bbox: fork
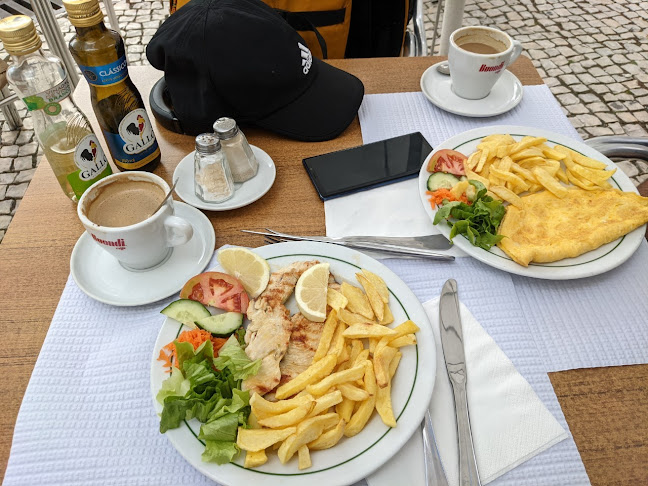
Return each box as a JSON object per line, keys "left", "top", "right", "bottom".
{"left": 243, "top": 229, "right": 454, "bottom": 262}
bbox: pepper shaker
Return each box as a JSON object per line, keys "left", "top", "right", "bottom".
{"left": 213, "top": 117, "right": 258, "bottom": 183}
{"left": 194, "top": 133, "right": 235, "bottom": 203}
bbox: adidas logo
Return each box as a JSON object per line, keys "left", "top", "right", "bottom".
{"left": 299, "top": 42, "right": 312, "bottom": 75}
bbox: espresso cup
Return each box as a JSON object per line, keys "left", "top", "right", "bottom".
{"left": 78, "top": 171, "right": 193, "bottom": 271}
{"left": 448, "top": 26, "right": 523, "bottom": 100}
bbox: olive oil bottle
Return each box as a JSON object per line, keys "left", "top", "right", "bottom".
{"left": 0, "top": 15, "right": 112, "bottom": 201}
{"left": 63, "top": 0, "right": 161, "bottom": 172}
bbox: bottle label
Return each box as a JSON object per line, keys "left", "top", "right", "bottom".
{"left": 79, "top": 55, "right": 129, "bottom": 87}
{"left": 102, "top": 108, "right": 160, "bottom": 169}
{"left": 22, "top": 77, "right": 71, "bottom": 116}
{"left": 67, "top": 134, "right": 113, "bottom": 198}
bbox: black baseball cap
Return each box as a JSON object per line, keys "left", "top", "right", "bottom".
{"left": 146, "top": 0, "right": 365, "bottom": 142}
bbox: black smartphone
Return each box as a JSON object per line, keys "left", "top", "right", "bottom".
{"left": 302, "top": 132, "right": 433, "bottom": 201}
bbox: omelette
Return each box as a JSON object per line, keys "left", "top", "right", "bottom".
{"left": 497, "top": 188, "right": 648, "bottom": 266}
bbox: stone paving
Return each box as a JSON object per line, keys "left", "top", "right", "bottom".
{"left": 0, "top": 0, "right": 648, "bottom": 242}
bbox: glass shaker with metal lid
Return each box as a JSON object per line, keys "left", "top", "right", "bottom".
{"left": 194, "top": 133, "right": 234, "bottom": 203}
{"left": 213, "top": 117, "right": 258, "bottom": 183}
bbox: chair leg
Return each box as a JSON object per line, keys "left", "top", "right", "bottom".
{"left": 0, "top": 86, "right": 22, "bottom": 131}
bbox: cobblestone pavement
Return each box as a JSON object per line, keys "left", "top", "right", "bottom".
{"left": 1, "top": 0, "right": 647, "bottom": 242}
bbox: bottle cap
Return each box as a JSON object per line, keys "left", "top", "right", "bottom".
{"left": 195, "top": 133, "right": 221, "bottom": 154}
{"left": 63, "top": 0, "right": 104, "bottom": 28}
{"left": 213, "top": 117, "right": 239, "bottom": 140}
{"left": 0, "top": 15, "right": 42, "bottom": 56}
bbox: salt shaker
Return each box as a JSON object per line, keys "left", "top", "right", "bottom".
{"left": 213, "top": 117, "right": 258, "bottom": 183}
{"left": 194, "top": 133, "right": 235, "bottom": 203}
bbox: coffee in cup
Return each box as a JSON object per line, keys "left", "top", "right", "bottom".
{"left": 78, "top": 172, "right": 193, "bottom": 271}
{"left": 448, "top": 26, "right": 523, "bottom": 100}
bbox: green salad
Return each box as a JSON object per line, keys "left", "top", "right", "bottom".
{"left": 157, "top": 334, "right": 261, "bottom": 464}
{"left": 433, "top": 180, "right": 506, "bottom": 250}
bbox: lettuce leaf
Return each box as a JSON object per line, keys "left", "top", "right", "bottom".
{"left": 433, "top": 180, "right": 506, "bottom": 250}
{"left": 212, "top": 336, "right": 261, "bottom": 381}
{"left": 157, "top": 336, "right": 259, "bottom": 463}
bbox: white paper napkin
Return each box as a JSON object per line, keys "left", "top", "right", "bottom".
{"left": 367, "top": 297, "right": 568, "bottom": 486}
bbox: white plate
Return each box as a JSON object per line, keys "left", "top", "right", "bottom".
{"left": 70, "top": 202, "right": 215, "bottom": 306}
{"left": 174, "top": 145, "right": 276, "bottom": 211}
{"left": 418, "top": 125, "right": 644, "bottom": 280}
{"left": 150, "top": 241, "right": 436, "bottom": 486}
{"left": 420, "top": 62, "right": 523, "bottom": 117}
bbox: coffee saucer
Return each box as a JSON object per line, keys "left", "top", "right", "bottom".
{"left": 70, "top": 202, "right": 215, "bottom": 307}
{"left": 173, "top": 145, "right": 276, "bottom": 211}
{"left": 420, "top": 62, "right": 523, "bottom": 117}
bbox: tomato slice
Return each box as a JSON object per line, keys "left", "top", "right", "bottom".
{"left": 426, "top": 149, "right": 467, "bottom": 176}
{"left": 180, "top": 272, "right": 250, "bottom": 314}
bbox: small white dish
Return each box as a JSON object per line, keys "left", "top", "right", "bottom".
{"left": 420, "top": 62, "right": 523, "bottom": 117}
{"left": 174, "top": 145, "right": 276, "bottom": 211}
{"left": 70, "top": 202, "right": 215, "bottom": 306}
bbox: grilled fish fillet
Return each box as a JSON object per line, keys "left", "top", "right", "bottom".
{"left": 497, "top": 188, "right": 648, "bottom": 266}
{"left": 242, "top": 261, "right": 318, "bottom": 396}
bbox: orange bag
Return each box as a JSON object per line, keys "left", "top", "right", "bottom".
{"left": 261, "top": 0, "right": 352, "bottom": 59}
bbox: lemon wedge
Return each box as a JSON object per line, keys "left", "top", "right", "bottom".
{"left": 217, "top": 247, "right": 270, "bottom": 298}
{"left": 295, "top": 263, "right": 330, "bottom": 322}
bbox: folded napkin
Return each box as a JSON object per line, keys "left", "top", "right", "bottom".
{"left": 367, "top": 297, "right": 568, "bottom": 486}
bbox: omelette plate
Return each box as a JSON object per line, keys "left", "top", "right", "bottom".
{"left": 418, "top": 125, "right": 644, "bottom": 280}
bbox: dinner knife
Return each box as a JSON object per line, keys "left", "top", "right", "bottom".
{"left": 439, "top": 279, "right": 481, "bottom": 486}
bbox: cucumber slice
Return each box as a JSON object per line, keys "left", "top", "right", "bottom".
{"left": 161, "top": 299, "right": 211, "bottom": 326}
{"left": 195, "top": 312, "right": 244, "bottom": 336}
{"left": 427, "top": 172, "right": 461, "bottom": 191}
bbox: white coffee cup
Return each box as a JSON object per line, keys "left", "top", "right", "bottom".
{"left": 448, "top": 26, "right": 523, "bottom": 100}
{"left": 77, "top": 171, "right": 193, "bottom": 271}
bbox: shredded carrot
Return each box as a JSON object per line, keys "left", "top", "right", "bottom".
{"left": 158, "top": 329, "right": 228, "bottom": 372}
{"left": 426, "top": 189, "right": 470, "bottom": 209}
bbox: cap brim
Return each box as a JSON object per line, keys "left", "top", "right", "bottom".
{"left": 255, "top": 59, "right": 364, "bottom": 142}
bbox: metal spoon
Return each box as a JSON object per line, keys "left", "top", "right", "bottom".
{"left": 150, "top": 178, "right": 178, "bottom": 216}
{"left": 437, "top": 62, "right": 450, "bottom": 75}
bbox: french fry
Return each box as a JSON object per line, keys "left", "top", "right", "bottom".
{"left": 562, "top": 155, "right": 614, "bottom": 187}
{"left": 344, "top": 395, "right": 376, "bottom": 437}
{"left": 389, "top": 334, "right": 417, "bottom": 348}
{"left": 465, "top": 169, "right": 490, "bottom": 188}
{"left": 338, "top": 308, "right": 372, "bottom": 326}
{"left": 244, "top": 449, "right": 268, "bottom": 468}
{"left": 275, "top": 354, "right": 337, "bottom": 400}
{"left": 354, "top": 349, "right": 370, "bottom": 367}
{"left": 250, "top": 393, "right": 314, "bottom": 419}
{"left": 374, "top": 345, "right": 398, "bottom": 388}
{"left": 510, "top": 136, "right": 547, "bottom": 154}
{"left": 476, "top": 148, "right": 489, "bottom": 172}
{"left": 343, "top": 323, "right": 397, "bottom": 339}
{"left": 277, "top": 413, "right": 339, "bottom": 463}
{"left": 340, "top": 282, "right": 374, "bottom": 319}
{"left": 257, "top": 398, "right": 314, "bottom": 428}
{"left": 338, "top": 382, "right": 370, "bottom": 401}
{"left": 306, "top": 363, "right": 366, "bottom": 396}
{"left": 554, "top": 145, "right": 607, "bottom": 169}
{"left": 542, "top": 146, "right": 566, "bottom": 160}
{"left": 489, "top": 185, "right": 525, "bottom": 209}
{"left": 337, "top": 342, "right": 350, "bottom": 366}
{"left": 363, "top": 360, "right": 377, "bottom": 396}
{"left": 335, "top": 397, "right": 355, "bottom": 422}
{"left": 327, "top": 288, "right": 348, "bottom": 311}
{"left": 348, "top": 339, "right": 364, "bottom": 365}
{"left": 298, "top": 445, "right": 311, "bottom": 470}
{"left": 375, "top": 351, "right": 401, "bottom": 427}
{"left": 326, "top": 321, "right": 347, "bottom": 360}
{"left": 531, "top": 167, "right": 568, "bottom": 198}
{"left": 379, "top": 303, "right": 394, "bottom": 325}
{"left": 307, "top": 390, "right": 343, "bottom": 417}
{"left": 361, "top": 269, "right": 389, "bottom": 303}
{"left": 489, "top": 167, "right": 529, "bottom": 192}
{"left": 312, "top": 310, "right": 338, "bottom": 362}
{"left": 308, "top": 418, "right": 346, "bottom": 450}
{"left": 356, "top": 273, "right": 385, "bottom": 321}
{"left": 237, "top": 426, "right": 297, "bottom": 451}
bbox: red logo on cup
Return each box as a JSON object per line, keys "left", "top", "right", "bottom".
{"left": 479, "top": 62, "right": 505, "bottom": 73}
{"left": 91, "top": 234, "right": 126, "bottom": 250}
